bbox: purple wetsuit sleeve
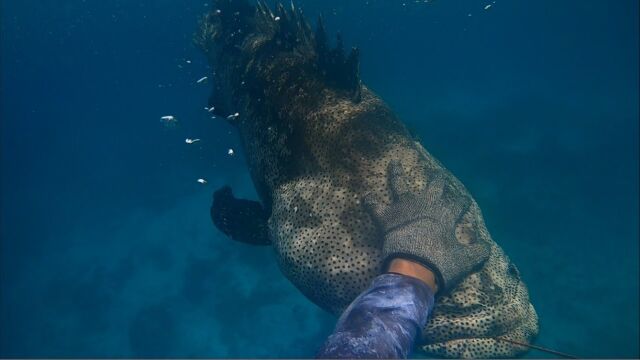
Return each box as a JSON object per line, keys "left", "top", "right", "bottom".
{"left": 316, "top": 272, "right": 435, "bottom": 359}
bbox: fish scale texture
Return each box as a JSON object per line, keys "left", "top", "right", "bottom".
{"left": 198, "top": 2, "right": 538, "bottom": 357}
{"left": 267, "top": 89, "right": 538, "bottom": 358}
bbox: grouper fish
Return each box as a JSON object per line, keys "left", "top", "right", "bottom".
{"left": 196, "top": 1, "right": 538, "bottom": 357}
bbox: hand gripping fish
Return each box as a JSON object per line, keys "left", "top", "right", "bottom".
{"left": 196, "top": 1, "right": 538, "bottom": 357}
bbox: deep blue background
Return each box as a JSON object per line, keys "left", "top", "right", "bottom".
{"left": 1, "top": 0, "right": 638, "bottom": 358}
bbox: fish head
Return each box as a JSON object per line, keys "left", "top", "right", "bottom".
{"left": 195, "top": 0, "right": 362, "bottom": 126}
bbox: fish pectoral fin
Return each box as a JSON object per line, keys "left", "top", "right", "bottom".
{"left": 211, "top": 186, "right": 271, "bottom": 246}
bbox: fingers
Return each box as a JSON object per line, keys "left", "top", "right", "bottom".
{"left": 425, "top": 172, "right": 472, "bottom": 226}
{"left": 387, "top": 160, "right": 411, "bottom": 200}
{"left": 445, "top": 196, "right": 471, "bottom": 223}
{"left": 425, "top": 172, "right": 446, "bottom": 203}
{"left": 468, "top": 240, "right": 491, "bottom": 261}
{"left": 459, "top": 241, "right": 491, "bottom": 269}
{"left": 362, "top": 192, "right": 385, "bottom": 218}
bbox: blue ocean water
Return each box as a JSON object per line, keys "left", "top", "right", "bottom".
{"left": 1, "top": 0, "right": 638, "bottom": 358}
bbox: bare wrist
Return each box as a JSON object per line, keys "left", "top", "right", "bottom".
{"left": 386, "top": 258, "right": 439, "bottom": 294}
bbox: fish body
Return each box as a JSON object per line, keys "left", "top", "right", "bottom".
{"left": 197, "top": 1, "right": 537, "bottom": 357}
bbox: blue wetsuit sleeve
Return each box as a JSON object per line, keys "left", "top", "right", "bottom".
{"left": 316, "top": 272, "right": 436, "bottom": 359}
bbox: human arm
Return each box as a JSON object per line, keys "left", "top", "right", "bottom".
{"left": 315, "top": 271, "right": 435, "bottom": 359}
{"left": 316, "top": 162, "right": 490, "bottom": 359}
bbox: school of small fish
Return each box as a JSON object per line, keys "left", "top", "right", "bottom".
{"left": 161, "top": 57, "right": 241, "bottom": 185}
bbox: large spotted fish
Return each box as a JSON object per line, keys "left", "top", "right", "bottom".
{"left": 197, "top": 1, "right": 538, "bottom": 357}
